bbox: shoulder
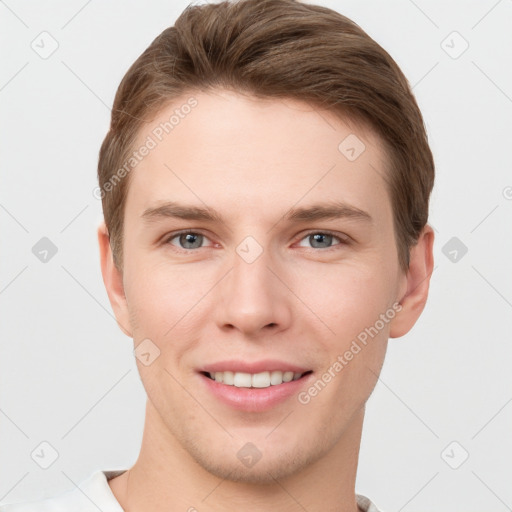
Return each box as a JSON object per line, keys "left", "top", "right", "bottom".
{"left": 356, "top": 493, "right": 384, "bottom": 512}
{"left": 0, "top": 490, "right": 91, "bottom": 512}
{"left": 0, "top": 469, "right": 127, "bottom": 512}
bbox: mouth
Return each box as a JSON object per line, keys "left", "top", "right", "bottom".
{"left": 200, "top": 370, "right": 313, "bottom": 388}
{"left": 198, "top": 363, "right": 314, "bottom": 412}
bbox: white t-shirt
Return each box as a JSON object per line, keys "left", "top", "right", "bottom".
{"left": 0, "top": 469, "right": 383, "bottom": 511}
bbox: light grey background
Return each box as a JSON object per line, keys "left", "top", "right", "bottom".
{"left": 1, "top": 0, "right": 511, "bottom": 510}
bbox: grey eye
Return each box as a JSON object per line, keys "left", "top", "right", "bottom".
{"left": 178, "top": 232, "right": 204, "bottom": 249}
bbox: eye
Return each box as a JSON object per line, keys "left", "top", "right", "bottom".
{"left": 297, "top": 231, "right": 349, "bottom": 250}
{"left": 165, "top": 230, "right": 213, "bottom": 250}
{"left": 163, "top": 229, "right": 350, "bottom": 252}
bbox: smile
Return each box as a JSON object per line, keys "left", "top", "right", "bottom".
{"left": 203, "top": 370, "right": 311, "bottom": 388}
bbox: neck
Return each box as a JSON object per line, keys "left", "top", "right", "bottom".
{"left": 109, "top": 400, "right": 365, "bottom": 512}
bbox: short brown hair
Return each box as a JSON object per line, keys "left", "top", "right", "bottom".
{"left": 98, "top": 0, "right": 434, "bottom": 273}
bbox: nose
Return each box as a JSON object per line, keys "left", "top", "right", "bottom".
{"left": 215, "top": 242, "right": 292, "bottom": 338}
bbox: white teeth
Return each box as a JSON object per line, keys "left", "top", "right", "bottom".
{"left": 223, "top": 371, "right": 234, "bottom": 385}
{"left": 252, "top": 371, "right": 270, "bottom": 388}
{"left": 270, "top": 370, "right": 283, "bottom": 385}
{"left": 233, "top": 372, "right": 252, "bottom": 387}
{"left": 207, "top": 370, "right": 306, "bottom": 388}
{"left": 282, "top": 371, "right": 293, "bottom": 382}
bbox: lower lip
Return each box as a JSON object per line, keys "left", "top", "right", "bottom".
{"left": 199, "top": 373, "right": 312, "bottom": 412}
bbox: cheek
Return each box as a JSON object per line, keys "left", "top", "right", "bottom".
{"left": 297, "top": 268, "right": 391, "bottom": 412}
{"left": 293, "top": 261, "right": 393, "bottom": 342}
{"left": 124, "top": 259, "right": 214, "bottom": 342}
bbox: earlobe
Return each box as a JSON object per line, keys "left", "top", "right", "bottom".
{"left": 97, "top": 221, "right": 133, "bottom": 338}
{"left": 389, "top": 224, "right": 435, "bottom": 339}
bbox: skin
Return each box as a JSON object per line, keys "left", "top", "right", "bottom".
{"left": 98, "top": 88, "right": 434, "bottom": 512}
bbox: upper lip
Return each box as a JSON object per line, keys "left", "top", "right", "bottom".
{"left": 200, "top": 359, "right": 311, "bottom": 374}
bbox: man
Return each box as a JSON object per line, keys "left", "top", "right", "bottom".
{"left": 1, "top": 0, "right": 434, "bottom": 510}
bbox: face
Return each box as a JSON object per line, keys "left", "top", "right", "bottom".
{"left": 102, "top": 89, "right": 419, "bottom": 483}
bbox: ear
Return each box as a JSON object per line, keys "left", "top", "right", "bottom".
{"left": 389, "top": 224, "right": 435, "bottom": 338}
{"left": 97, "top": 220, "right": 133, "bottom": 337}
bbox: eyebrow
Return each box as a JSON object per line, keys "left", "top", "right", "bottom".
{"left": 141, "top": 200, "right": 373, "bottom": 225}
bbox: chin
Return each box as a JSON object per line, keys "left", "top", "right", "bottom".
{"left": 185, "top": 440, "right": 325, "bottom": 485}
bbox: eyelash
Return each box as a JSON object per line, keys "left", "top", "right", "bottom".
{"left": 163, "top": 229, "right": 350, "bottom": 253}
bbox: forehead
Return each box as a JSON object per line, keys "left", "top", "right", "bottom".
{"left": 125, "top": 89, "right": 392, "bottom": 227}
